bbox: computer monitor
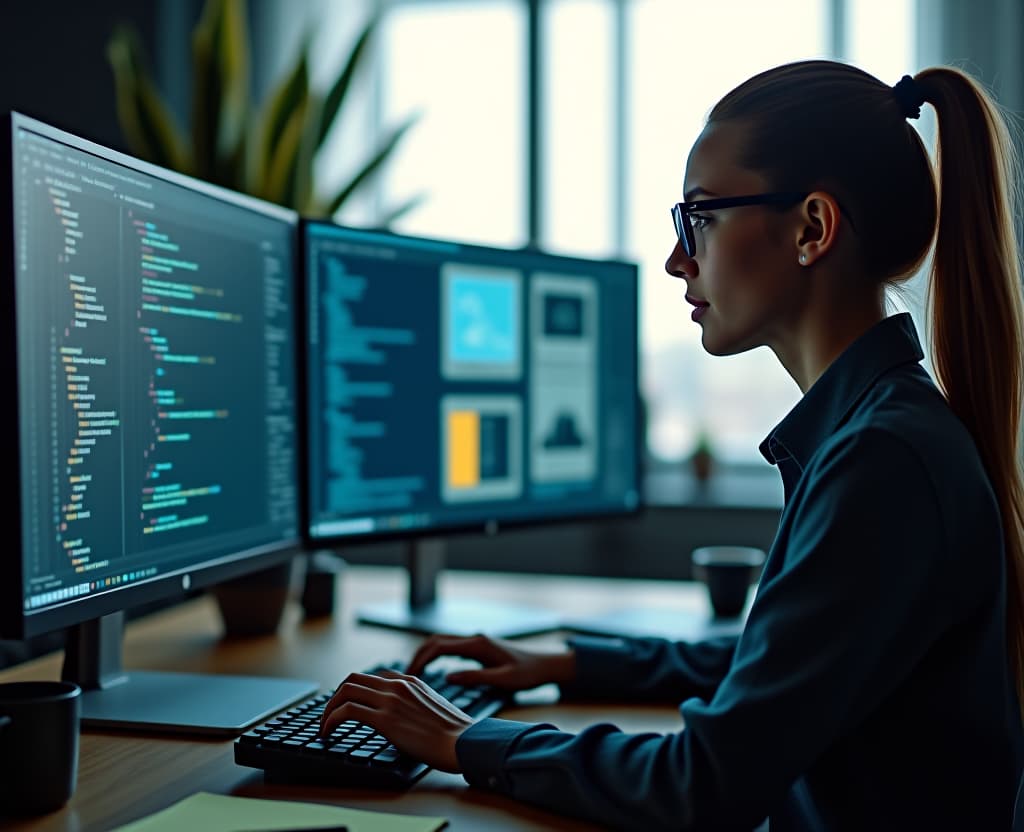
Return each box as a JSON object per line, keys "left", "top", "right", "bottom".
{"left": 0, "top": 112, "right": 318, "bottom": 734}
{"left": 302, "top": 220, "right": 642, "bottom": 637}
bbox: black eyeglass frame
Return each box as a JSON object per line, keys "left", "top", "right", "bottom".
{"left": 671, "top": 192, "right": 808, "bottom": 257}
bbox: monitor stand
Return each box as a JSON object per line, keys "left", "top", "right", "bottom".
{"left": 62, "top": 611, "right": 318, "bottom": 736}
{"left": 356, "top": 538, "right": 561, "bottom": 638}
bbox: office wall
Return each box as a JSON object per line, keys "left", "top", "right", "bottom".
{"left": 1, "top": 5, "right": 177, "bottom": 149}
{"left": 0, "top": 2, "right": 333, "bottom": 152}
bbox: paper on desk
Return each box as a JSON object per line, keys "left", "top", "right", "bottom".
{"left": 113, "top": 791, "right": 447, "bottom": 832}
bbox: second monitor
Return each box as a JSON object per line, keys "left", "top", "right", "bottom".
{"left": 302, "top": 221, "right": 641, "bottom": 636}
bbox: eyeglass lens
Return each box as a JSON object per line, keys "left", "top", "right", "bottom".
{"left": 671, "top": 205, "right": 694, "bottom": 257}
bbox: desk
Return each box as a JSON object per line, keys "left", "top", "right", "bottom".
{"left": 1, "top": 566, "right": 710, "bottom": 832}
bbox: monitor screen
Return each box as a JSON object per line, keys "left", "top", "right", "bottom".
{"left": 303, "top": 220, "right": 641, "bottom": 544}
{"left": 2, "top": 113, "right": 301, "bottom": 640}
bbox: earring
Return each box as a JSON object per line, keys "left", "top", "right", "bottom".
{"left": 799, "top": 253, "right": 807, "bottom": 265}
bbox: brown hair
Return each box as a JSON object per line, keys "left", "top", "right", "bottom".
{"left": 710, "top": 60, "right": 1024, "bottom": 707}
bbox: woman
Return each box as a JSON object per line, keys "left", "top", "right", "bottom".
{"left": 319, "top": 60, "right": 1024, "bottom": 830}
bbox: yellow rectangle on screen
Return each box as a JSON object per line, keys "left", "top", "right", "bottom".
{"left": 449, "top": 410, "right": 480, "bottom": 488}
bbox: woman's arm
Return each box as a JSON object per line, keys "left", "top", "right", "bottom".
{"left": 558, "top": 633, "right": 740, "bottom": 702}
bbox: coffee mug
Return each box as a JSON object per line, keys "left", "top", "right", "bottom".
{"left": 691, "top": 545, "right": 767, "bottom": 618}
{"left": 0, "top": 680, "right": 81, "bottom": 816}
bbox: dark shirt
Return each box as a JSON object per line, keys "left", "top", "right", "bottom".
{"left": 456, "top": 313, "right": 1024, "bottom": 830}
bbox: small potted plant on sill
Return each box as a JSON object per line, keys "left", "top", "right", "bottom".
{"left": 690, "top": 428, "right": 716, "bottom": 484}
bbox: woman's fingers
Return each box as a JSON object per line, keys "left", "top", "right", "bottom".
{"left": 319, "top": 699, "right": 379, "bottom": 738}
{"left": 319, "top": 673, "right": 390, "bottom": 735}
{"left": 406, "top": 633, "right": 501, "bottom": 676}
{"left": 381, "top": 670, "right": 453, "bottom": 709}
{"left": 406, "top": 634, "right": 475, "bottom": 675}
{"left": 320, "top": 672, "right": 454, "bottom": 736}
{"left": 317, "top": 669, "right": 474, "bottom": 772}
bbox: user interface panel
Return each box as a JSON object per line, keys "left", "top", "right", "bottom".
{"left": 305, "top": 222, "right": 640, "bottom": 540}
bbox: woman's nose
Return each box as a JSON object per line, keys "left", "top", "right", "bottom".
{"left": 665, "top": 239, "right": 696, "bottom": 280}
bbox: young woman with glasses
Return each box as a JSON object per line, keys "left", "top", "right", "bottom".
{"left": 319, "top": 60, "right": 1024, "bottom": 830}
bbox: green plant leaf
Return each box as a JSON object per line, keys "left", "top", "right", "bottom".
{"left": 191, "top": 0, "right": 249, "bottom": 187}
{"left": 253, "top": 42, "right": 310, "bottom": 199}
{"left": 263, "top": 101, "right": 310, "bottom": 206}
{"left": 376, "top": 192, "right": 428, "bottom": 228}
{"left": 315, "top": 12, "right": 379, "bottom": 150}
{"left": 190, "top": 21, "right": 216, "bottom": 181}
{"left": 107, "top": 24, "right": 190, "bottom": 174}
{"left": 107, "top": 9, "right": 419, "bottom": 216}
{"left": 287, "top": 95, "right": 321, "bottom": 212}
{"left": 213, "top": 0, "right": 249, "bottom": 167}
{"left": 323, "top": 112, "right": 420, "bottom": 217}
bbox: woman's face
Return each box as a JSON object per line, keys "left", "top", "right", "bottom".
{"left": 665, "top": 121, "right": 805, "bottom": 356}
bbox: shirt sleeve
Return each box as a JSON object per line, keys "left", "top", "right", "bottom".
{"left": 456, "top": 428, "right": 953, "bottom": 831}
{"left": 558, "top": 633, "right": 740, "bottom": 702}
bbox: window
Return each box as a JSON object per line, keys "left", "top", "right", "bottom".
{"left": 378, "top": 1, "right": 527, "bottom": 247}
{"left": 542, "top": 0, "right": 616, "bottom": 257}
{"left": 311, "top": 0, "right": 917, "bottom": 467}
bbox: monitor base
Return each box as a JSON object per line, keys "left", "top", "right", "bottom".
{"left": 78, "top": 670, "right": 319, "bottom": 736}
{"left": 357, "top": 599, "right": 561, "bottom": 639}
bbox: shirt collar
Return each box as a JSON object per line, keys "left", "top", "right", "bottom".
{"left": 759, "top": 313, "right": 926, "bottom": 469}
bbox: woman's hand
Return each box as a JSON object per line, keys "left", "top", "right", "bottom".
{"left": 406, "top": 633, "right": 577, "bottom": 692}
{"left": 318, "top": 670, "right": 473, "bottom": 773}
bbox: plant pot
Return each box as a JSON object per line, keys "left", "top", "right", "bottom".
{"left": 211, "top": 558, "right": 302, "bottom": 638}
{"left": 690, "top": 449, "right": 714, "bottom": 483}
{"left": 299, "top": 550, "right": 347, "bottom": 619}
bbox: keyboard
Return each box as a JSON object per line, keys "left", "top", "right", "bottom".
{"left": 233, "top": 662, "right": 510, "bottom": 788}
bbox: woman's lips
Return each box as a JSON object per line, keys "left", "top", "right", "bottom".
{"left": 686, "top": 295, "right": 710, "bottom": 322}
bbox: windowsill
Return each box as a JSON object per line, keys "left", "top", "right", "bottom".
{"left": 643, "top": 466, "right": 783, "bottom": 510}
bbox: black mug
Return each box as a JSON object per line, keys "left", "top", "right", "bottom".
{"left": 691, "top": 546, "right": 767, "bottom": 619}
{"left": 0, "top": 681, "right": 81, "bottom": 816}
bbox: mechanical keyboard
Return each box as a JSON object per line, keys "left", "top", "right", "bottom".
{"left": 233, "top": 662, "right": 510, "bottom": 788}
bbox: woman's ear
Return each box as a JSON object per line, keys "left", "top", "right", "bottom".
{"left": 795, "top": 191, "right": 841, "bottom": 266}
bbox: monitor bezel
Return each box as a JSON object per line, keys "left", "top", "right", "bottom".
{"left": 1, "top": 111, "right": 305, "bottom": 641}
{"left": 297, "top": 216, "right": 645, "bottom": 549}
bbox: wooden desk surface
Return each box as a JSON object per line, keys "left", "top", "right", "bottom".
{"left": 0, "top": 566, "right": 710, "bottom": 831}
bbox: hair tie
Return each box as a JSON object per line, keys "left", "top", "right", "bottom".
{"left": 892, "top": 74, "right": 925, "bottom": 120}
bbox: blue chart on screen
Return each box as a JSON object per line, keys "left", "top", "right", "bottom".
{"left": 450, "top": 275, "right": 517, "bottom": 365}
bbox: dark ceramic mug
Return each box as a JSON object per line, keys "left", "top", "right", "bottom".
{"left": 691, "top": 546, "right": 766, "bottom": 619}
{"left": 0, "top": 680, "right": 81, "bottom": 816}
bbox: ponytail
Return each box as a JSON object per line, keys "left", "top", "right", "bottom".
{"left": 710, "top": 60, "right": 1024, "bottom": 709}
{"left": 917, "top": 67, "right": 1024, "bottom": 708}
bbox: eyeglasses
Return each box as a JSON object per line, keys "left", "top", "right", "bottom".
{"left": 671, "top": 192, "right": 808, "bottom": 258}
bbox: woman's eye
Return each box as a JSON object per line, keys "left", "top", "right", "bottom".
{"left": 691, "top": 214, "right": 713, "bottom": 231}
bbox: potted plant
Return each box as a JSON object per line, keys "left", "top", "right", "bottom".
{"left": 105, "top": 0, "right": 420, "bottom": 634}
{"left": 106, "top": 0, "right": 422, "bottom": 220}
{"left": 690, "top": 427, "right": 716, "bottom": 484}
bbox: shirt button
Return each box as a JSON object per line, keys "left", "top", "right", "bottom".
{"left": 487, "top": 775, "right": 499, "bottom": 788}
